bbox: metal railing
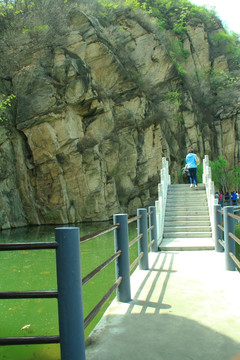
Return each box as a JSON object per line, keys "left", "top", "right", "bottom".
{"left": 213, "top": 204, "right": 240, "bottom": 271}
{"left": 0, "top": 228, "right": 86, "bottom": 360}
{"left": 0, "top": 206, "right": 158, "bottom": 360}
{"left": 0, "top": 241, "right": 60, "bottom": 346}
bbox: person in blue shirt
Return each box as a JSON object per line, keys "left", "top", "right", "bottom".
{"left": 231, "top": 191, "right": 237, "bottom": 205}
{"left": 186, "top": 148, "right": 199, "bottom": 189}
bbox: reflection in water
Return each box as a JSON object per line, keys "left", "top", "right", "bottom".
{"left": 0, "top": 222, "right": 113, "bottom": 243}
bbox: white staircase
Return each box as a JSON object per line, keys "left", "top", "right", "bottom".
{"left": 159, "top": 184, "right": 214, "bottom": 250}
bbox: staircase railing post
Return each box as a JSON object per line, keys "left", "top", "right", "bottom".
{"left": 202, "top": 158, "right": 206, "bottom": 184}
{"left": 213, "top": 204, "right": 223, "bottom": 252}
{"left": 223, "top": 206, "right": 236, "bottom": 271}
{"left": 158, "top": 183, "right": 162, "bottom": 200}
{"left": 137, "top": 208, "right": 149, "bottom": 270}
{"left": 210, "top": 180, "right": 215, "bottom": 229}
{"left": 148, "top": 206, "right": 158, "bottom": 252}
{"left": 113, "top": 214, "right": 131, "bottom": 302}
{"left": 55, "top": 227, "right": 86, "bottom": 360}
{"left": 205, "top": 155, "right": 209, "bottom": 167}
{"left": 156, "top": 157, "right": 170, "bottom": 246}
{"left": 155, "top": 200, "right": 161, "bottom": 244}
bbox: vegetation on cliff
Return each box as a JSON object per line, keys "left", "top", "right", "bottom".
{"left": 1, "top": 0, "right": 239, "bottom": 116}
{"left": 0, "top": 0, "right": 239, "bottom": 227}
{"left": 1, "top": 0, "right": 240, "bottom": 118}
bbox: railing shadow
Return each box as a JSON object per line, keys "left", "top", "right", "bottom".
{"left": 86, "top": 251, "right": 240, "bottom": 360}
{"left": 126, "top": 252, "right": 176, "bottom": 315}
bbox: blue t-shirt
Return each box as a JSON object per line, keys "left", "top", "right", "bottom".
{"left": 186, "top": 153, "right": 197, "bottom": 168}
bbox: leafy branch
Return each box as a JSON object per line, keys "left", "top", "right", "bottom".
{"left": 0, "top": 94, "right": 15, "bottom": 123}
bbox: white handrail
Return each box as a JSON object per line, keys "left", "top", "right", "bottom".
{"left": 203, "top": 155, "right": 215, "bottom": 232}
{"left": 155, "top": 157, "right": 171, "bottom": 245}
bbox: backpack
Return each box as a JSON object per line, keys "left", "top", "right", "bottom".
{"left": 182, "top": 165, "right": 190, "bottom": 177}
{"left": 195, "top": 155, "right": 201, "bottom": 165}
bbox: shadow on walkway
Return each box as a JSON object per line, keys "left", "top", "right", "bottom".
{"left": 86, "top": 252, "right": 240, "bottom": 360}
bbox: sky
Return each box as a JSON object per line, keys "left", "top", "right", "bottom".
{"left": 190, "top": 0, "right": 240, "bottom": 34}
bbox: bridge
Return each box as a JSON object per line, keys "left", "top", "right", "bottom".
{"left": 85, "top": 156, "right": 240, "bottom": 360}
{"left": 0, "top": 156, "right": 239, "bottom": 360}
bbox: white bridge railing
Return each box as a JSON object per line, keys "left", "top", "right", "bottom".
{"left": 156, "top": 154, "right": 215, "bottom": 247}
{"left": 155, "top": 157, "right": 171, "bottom": 245}
{"left": 202, "top": 155, "right": 216, "bottom": 231}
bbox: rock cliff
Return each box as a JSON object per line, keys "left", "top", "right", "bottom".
{"left": 0, "top": 3, "right": 239, "bottom": 228}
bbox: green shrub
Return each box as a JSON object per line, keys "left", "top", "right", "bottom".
{"left": 211, "top": 31, "right": 240, "bottom": 66}
{"left": 164, "top": 89, "right": 181, "bottom": 106}
{"left": 197, "top": 162, "right": 203, "bottom": 183}
{"left": 167, "top": 39, "right": 190, "bottom": 76}
{"left": 0, "top": 94, "right": 15, "bottom": 123}
{"left": 201, "top": 69, "right": 240, "bottom": 94}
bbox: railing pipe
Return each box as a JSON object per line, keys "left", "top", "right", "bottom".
{"left": 213, "top": 204, "right": 223, "bottom": 252}
{"left": 217, "top": 207, "right": 224, "bottom": 251}
{"left": 148, "top": 206, "right": 158, "bottom": 252}
{"left": 137, "top": 208, "right": 149, "bottom": 270}
{"left": 113, "top": 214, "right": 131, "bottom": 302}
{"left": 55, "top": 227, "right": 86, "bottom": 360}
{"left": 223, "top": 207, "right": 236, "bottom": 271}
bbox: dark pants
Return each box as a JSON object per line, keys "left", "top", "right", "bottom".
{"left": 189, "top": 167, "right": 197, "bottom": 186}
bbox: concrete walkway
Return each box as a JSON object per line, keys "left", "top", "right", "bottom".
{"left": 86, "top": 251, "right": 240, "bottom": 360}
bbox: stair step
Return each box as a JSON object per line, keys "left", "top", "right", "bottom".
{"left": 159, "top": 238, "right": 214, "bottom": 251}
{"left": 166, "top": 206, "right": 208, "bottom": 210}
{"left": 165, "top": 221, "right": 211, "bottom": 226}
{"left": 162, "top": 183, "right": 212, "bottom": 250}
{"left": 167, "top": 196, "right": 206, "bottom": 198}
{"left": 167, "top": 198, "right": 207, "bottom": 202}
{"left": 165, "top": 211, "right": 209, "bottom": 216}
{"left": 164, "top": 226, "right": 212, "bottom": 232}
{"left": 168, "top": 184, "right": 205, "bottom": 187}
{"left": 168, "top": 188, "right": 206, "bottom": 191}
{"left": 163, "top": 232, "right": 212, "bottom": 238}
{"left": 167, "top": 199, "right": 207, "bottom": 202}
{"left": 167, "top": 191, "right": 206, "bottom": 194}
{"left": 165, "top": 215, "right": 210, "bottom": 220}
{"left": 167, "top": 190, "right": 206, "bottom": 194}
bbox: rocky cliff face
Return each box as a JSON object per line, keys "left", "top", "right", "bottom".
{"left": 0, "top": 5, "right": 239, "bottom": 228}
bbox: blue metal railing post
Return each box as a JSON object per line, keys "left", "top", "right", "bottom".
{"left": 55, "top": 227, "right": 86, "bottom": 360}
{"left": 137, "top": 208, "right": 149, "bottom": 270}
{"left": 213, "top": 204, "right": 223, "bottom": 252}
{"left": 114, "top": 214, "right": 131, "bottom": 302}
{"left": 148, "top": 206, "right": 158, "bottom": 252}
{"left": 223, "top": 207, "right": 236, "bottom": 271}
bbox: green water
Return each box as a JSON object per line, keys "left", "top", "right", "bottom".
{"left": 0, "top": 222, "right": 138, "bottom": 360}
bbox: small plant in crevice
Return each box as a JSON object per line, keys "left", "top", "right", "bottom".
{"left": 0, "top": 93, "right": 15, "bottom": 125}
{"left": 164, "top": 89, "right": 182, "bottom": 107}
{"left": 173, "top": 112, "right": 184, "bottom": 123}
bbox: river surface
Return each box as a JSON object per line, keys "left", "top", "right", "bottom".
{"left": 0, "top": 222, "right": 138, "bottom": 360}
